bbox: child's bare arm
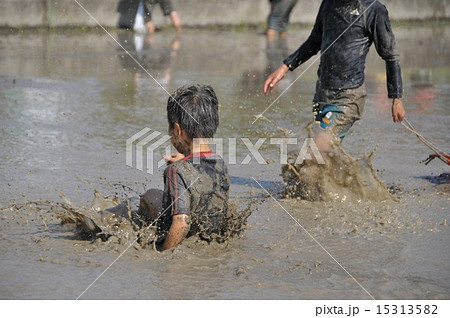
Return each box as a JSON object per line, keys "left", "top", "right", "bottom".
{"left": 162, "top": 214, "right": 191, "bottom": 250}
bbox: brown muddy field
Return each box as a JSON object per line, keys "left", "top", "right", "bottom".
{"left": 0, "top": 24, "right": 449, "bottom": 299}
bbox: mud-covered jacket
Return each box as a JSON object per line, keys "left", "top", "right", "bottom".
{"left": 159, "top": 152, "right": 229, "bottom": 240}
{"left": 283, "top": 0, "right": 402, "bottom": 98}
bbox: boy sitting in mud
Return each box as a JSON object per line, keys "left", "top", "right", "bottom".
{"left": 130, "top": 84, "right": 229, "bottom": 250}
{"left": 61, "top": 84, "right": 233, "bottom": 250}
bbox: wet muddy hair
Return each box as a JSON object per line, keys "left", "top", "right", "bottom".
{"left": 167, "top": 84, "right": 219, "bottom": 139}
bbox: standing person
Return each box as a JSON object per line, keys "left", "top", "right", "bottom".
{"left": 267, "top": 0, "right": 299, "bottom": 42}
{"left": 263, "top": 0, "right": 405, "bottom": 149}
{"left": 143, "top": 0, "right": 181, "bottom": 34}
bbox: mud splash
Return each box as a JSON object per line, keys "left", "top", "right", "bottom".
{"left": 57, "top": 191, "right": 141, "bottom": 243}
{"left": 55, "top": 190, "right": 253, "bottom": 249}
{"left": 282, "top": 144, "right": 394, "bottom": 202}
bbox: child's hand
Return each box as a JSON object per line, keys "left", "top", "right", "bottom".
{"left": 392, "top": 98, "right": 405, "bottom": 122}
{"left": 263, "top": 64, "right": 289, "bottom": 95}
{"left": 163, "top": 152, "right": 185, "bottom": 163}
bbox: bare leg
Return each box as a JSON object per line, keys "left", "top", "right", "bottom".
{"left": 266, "top": 28, "right": 277, "bottom": 43}
{"left": 169, "top": 11, "right": 181, "bottom": 31}
{"left": 314, "top": 130, "right": 333, "bottom": 152}
{"left": 144, "top": 33, "right": 154, "bottom": 46}
{"left": 170, "top": 35, "right": 181, "bottom": 52}
{"left": 145, "top": 21, "right": 156, "bottom": 34}
{"left": 279, "top": 31, "right": 288, "bottom": 39}
{"left": 139, "top": 189, "right": 163, "bottom": 222}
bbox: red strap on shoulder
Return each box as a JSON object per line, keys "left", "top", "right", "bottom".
{"left": 183, "top": 151, "right": 215, "bottom": 161}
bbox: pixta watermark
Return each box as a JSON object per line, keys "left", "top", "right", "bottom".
{"left": 126, "top": 128, "right": 325, "bottom": 174}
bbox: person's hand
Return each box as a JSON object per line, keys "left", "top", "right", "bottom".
{"left": 392, "top": 98, "right": 405, "bottom": 122}
{"left": 263, "top": 64, "right": 289, "bottom": 95}
{"left": 163, "top": 152, "right": 185, "bottom": 163}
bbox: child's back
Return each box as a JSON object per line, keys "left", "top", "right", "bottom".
{"left": 159, "top": 151, "right": 229, "bottom": 241}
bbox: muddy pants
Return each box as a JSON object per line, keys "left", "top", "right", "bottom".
{"left": 143, "top": 0, "right": 175, "bottom": 22}
{"left": 313, "top": 85, "right": 367, "bottom": 139}
{"left": 268, "top": 0, "right": 298, "bottom": 32}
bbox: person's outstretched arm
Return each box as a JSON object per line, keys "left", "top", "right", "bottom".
{"left": 263, "top": 1, "right": 324, "bottom": 95}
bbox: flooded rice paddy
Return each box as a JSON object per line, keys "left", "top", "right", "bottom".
{"left": 0, "top": 24, "right": 449, "bottom": 299}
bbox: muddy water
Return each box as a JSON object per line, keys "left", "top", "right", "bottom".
{"left": 0, "top": 24, "right": 449, "bottom": 299}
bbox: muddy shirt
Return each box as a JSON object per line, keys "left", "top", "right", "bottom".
{"left": 283, "top": 0, "right": 402, "bottom": 98}
{"left": 158, "top": 151, "right": 230, "bottom": 240}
